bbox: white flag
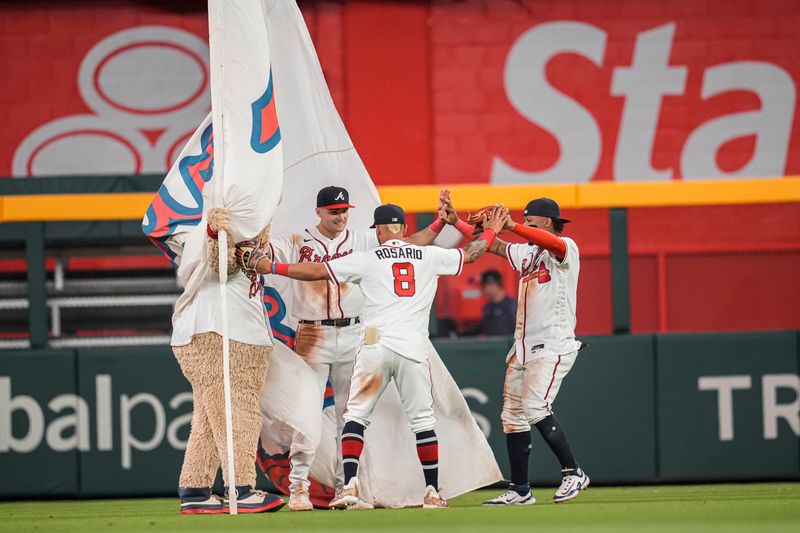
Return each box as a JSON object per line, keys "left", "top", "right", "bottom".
{"left": 254, "top": 0, "right": 501, "bottom": 507}
{"left": 208, "top": 0, "right": 283, "bottom": 243}
{"left": 144, "top": 0, "right": 501, "bottom": 508}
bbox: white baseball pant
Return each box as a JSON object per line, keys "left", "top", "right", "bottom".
{"left": 344, "top": 343, "right": 436, "bottom": 434}
{"left": 501, "top": 349, "right": 578, "bottom": 434}
{"left": 289, "top": 321, "right": 362, "bottom": 491}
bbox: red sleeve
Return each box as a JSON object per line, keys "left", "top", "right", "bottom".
{"left": 510, "top": 224, "right": 566, "bottom": 261}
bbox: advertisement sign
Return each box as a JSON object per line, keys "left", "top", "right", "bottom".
{"left": 657, "top": 332, "right": 800, "bottom": 480}
{"left": 2, "top": 0, "right": 799, "bottom": 183}
{"left": 4, "top": 333, "right": 795, "bottom": 498}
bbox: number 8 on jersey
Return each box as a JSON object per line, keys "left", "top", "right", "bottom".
{"left": 392, "top": 262, "right": 416, "bottom": 296}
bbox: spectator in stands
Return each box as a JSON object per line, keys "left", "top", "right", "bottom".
{"left": 463, "top": 269, "right": 516, "bottom": 336}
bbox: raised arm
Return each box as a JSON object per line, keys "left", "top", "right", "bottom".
{"left": 487, "top": 236, "right": 510, "bottom": 259}
{"left": 403, "top": 189, "right": 450, "bottom": 245}
{"left": 235, "top": 245, "right": 330, "bottom": 281}
{"left": 508, "top": 222, "right": 566, "bottom": 261}
{"left": 440, "top": 191, "right": 509, "bottom": 259}
{"left": 403, "top": 224, "right": 441, "bottom": 246}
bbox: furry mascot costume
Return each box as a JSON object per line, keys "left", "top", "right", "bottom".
{"left": 172, "top": 208, "right": 284, "bottom": 514}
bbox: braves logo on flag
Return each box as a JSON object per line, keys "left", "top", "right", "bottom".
{"left": 260, "top": 283, "right": 296, "bottom": 348}
{"left": 142, "top": 123, "right": 214, "bottom": 264}
{"left": 250, "top": 68, "right": 281, "bottom": 154}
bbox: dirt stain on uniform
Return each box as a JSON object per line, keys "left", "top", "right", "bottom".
{"left": 356, "top": 373, "right": 383, "bottom": 398}
{"left": 339, "top": 282, "right": 350, "bottom": 297}
{"left": 296, "top": 279, "right": 329, "bottom": 310}
{"left": 501, "top": 360, "right": 526, "bottom": 434}
{"left": 515, "top": 286, "right": 526, "bottom": 332}
{"left": 294, "top": 324, "right": 323, "bottom": 361}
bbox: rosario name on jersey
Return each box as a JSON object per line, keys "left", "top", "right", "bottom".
{"left": 269, "top": 228, "right": 378, "bottom": 320}
{"left": 325, "top": 239, "right": 464, "bottom": 362}
{"left": 506, "top": 237, "right": 582, "bottom": 363}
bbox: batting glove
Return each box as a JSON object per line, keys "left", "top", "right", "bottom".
{"left": 235, "top": 241, "right": 270, "bottom": 274}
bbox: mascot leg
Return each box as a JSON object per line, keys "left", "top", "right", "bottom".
{"left": 187, "top": 332, "right": 270, "bottom": 488}
{"left": 173, "top": 338, "right": 226, "bottom": 514}
{"left": 174, "top": 340, "right": 221, "bottom": 488}
{"left": 179, "top": 389, "right": 220, "bottom": 487}
{"left": 227, "top": 338, "right": 271, "bottom": 487}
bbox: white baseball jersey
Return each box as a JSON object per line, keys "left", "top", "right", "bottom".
{"left": 506, "top": 237, "right": 581, "bottom": 364}
{"left": 171, "top": 270, "right": 273, "bottom": 347}
{"left": 325, "top": 239, "right": 464, "bottom": 362}
{"left": 269, "top": 227, "right": 378, "bottom": 320}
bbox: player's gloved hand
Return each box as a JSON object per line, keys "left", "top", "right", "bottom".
{"left": 467, "top": 205, "right": 497, "bottom": 232}
{"left": 235, "top": 241, "right": 271, "bottom": 274}
{"left": 482, "top": 205, "right": 510, "bottom": 234}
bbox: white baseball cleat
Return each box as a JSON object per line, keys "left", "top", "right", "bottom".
{"left": 178, "top": 487, "right": 225, "bottom": 514}
{"left": 288, "top": 484, "right": 313, "bottom": 511}
{"left": 350, "top": 498, "right": 375, "bottom": 510}
{"left": 329, "top": 478, "right": 360, "bottom": 510}
{"left": 222, "top": 486, "right": 285, "bottom": 513}
{"left": 482, "top": 489, "right": 536, "bottom": 506}
{"left": 330, "top": 486, "right": 374, "bottom": 510}
{"left": 553, "top": 468, "right": 590, "bottom": 503}
{"left": 422, "top": 485, "right": 449, "bottom": 509}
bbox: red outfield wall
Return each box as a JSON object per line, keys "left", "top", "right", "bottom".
{"left": 446, "top": 202, "right": 800, "bottom": 335}
{"left": 0, "top": 0, "right": 798, "bottom": 333}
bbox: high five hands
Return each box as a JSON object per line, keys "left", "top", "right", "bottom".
{"left": 438, "top": 189, "right": 512, "bottom": 235}
{"left": 481, "top": 205, "right": 511, "bottom": 233}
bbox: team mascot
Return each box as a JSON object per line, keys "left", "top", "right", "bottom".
{"left": 172, "top": 208, "right": 284, "bottom": 514}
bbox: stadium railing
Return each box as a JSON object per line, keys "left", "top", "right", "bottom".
{"left": 1, "top": 176, "right": 798, "bottom": 348}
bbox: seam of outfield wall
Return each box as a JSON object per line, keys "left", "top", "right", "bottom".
{"left": 1, "top": 177, "right": 799, "bottom": 222}
{"left": 72, "top": 347, "right": 83, "bottom": 498}
{"left": 652, "top": 333, "right": 661, "bottom": 482}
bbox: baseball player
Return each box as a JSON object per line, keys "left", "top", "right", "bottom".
{"left": 266, "top": 186, "right": 454, "bottom": 510}
{"left": 443, "top": 195, "right": 589, "bottom": 505}
{"left": 238, "top": 203, "right": 508, "bottom": 509}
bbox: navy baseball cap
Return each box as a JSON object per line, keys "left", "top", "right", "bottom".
{"left": 370, "top": 204, "right": 406, "bottom": 228}
{"left": 317, "top": 186, "right": 355, "bottom": 209}
{"left": 524, "top": 197, "right": 570, "bottom": 223}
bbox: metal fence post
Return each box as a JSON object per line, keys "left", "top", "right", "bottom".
{"left": 26, "top": 222, "right": 48, "bottom": 348}
{"left": 610, "top": 208, "right": 631, "bottom": 334}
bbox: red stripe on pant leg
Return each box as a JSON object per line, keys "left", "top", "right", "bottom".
{"left": 416, "top": 442, "right": 439, "bottom": 463}
{"left": 342, "top": 439, "right": 364, "bottom": 459}
{"left": 543, "top": 355, "right": 562, "bottom": 401}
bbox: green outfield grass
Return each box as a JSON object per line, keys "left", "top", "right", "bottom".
{"left": 1, "top": 483, "right": 798, "bottom": 533}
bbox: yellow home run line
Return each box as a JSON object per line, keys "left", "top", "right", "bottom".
{"left": 1, "top": 178, "right": 799, "bottom": 223}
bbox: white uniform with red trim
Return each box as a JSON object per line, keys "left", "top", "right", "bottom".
{"left": 501, "top": 237, "right": 582, "bottom": 434}
{"left": 269, "top": 227, "right": 378, "bottom": 322}
{"left": 325, "top": 239, "right": 464, "bottom": 433}
{"left": 269, "top": 227, "right": 377, "bottom": 490}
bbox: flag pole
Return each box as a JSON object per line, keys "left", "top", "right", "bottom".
{"left": 218, "top": 229, "right": 237, "bottom": 515}
{"left": 208, "top": 0, "right": 236, "bottom": 514}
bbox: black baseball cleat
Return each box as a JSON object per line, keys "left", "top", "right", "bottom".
{"left": 223, "top": 485, "right": 286, "bottom": 513}
{"left": 178, "top": 487, "right": 225, "bottom": 515}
